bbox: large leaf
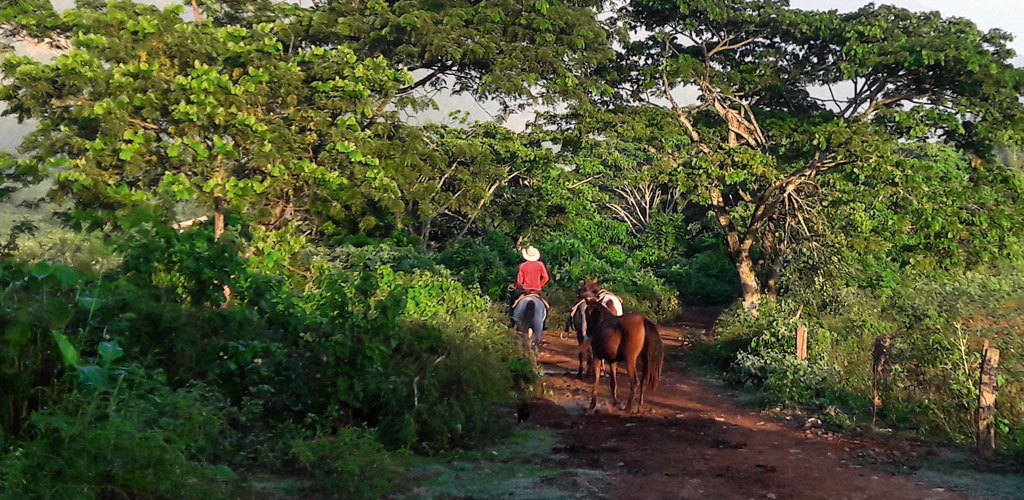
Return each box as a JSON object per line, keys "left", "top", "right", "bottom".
{"left": 53, "top": 266, "right": 78, "bottom": 287}
{"left": 98, "top": 341, "right": 124, "bottom": 367}
{"left": 31, "top": 261, "right": 52, "bottom": 279}
{"left": 51, "top": 331, "right": 79, "bottom": 367}
{"left": 76, "top": 364, "right": 109, "bottom": 389}
{"left": 45, "top": 298, "right": 74, "bottom": 330}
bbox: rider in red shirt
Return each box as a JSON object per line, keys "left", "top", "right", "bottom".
{"left": 517, "top": 246, "right": 549, "bottom": 292}
{"left": 509, "top": 245, "right": 549, "bottom": 327}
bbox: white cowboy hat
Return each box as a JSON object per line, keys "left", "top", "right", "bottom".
{"left": 521, "top": 245, "right": 540, "bottom": 261}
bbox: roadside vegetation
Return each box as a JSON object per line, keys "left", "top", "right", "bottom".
{"left": 1, "top": 0, "right": 1023, "bottom": 498}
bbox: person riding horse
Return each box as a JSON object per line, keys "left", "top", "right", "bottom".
{"left": 509, "top": 245, "right": 550, "bottom": 330}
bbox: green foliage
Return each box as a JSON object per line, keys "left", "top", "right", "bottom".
{"left": 703, "top": 265, "right": 1024, "bottom": 461}
{"left": 547, "top": 0, "right": 1024, "bottom": 308}
{"left": 0, "top": 359, "right": 240, "bottom": 499}
{"left": 1, "top": 0, "right": 612, "bottom": 243}
{"left": 712, "top": 301, "right": 845, "bottom": 407}
{"left": 2, "top": 1, "right": 416, "bottom": 235}
{"left": 5, "top": 0, "right": 1024, "bottom": 489}
{"left": 820, "top": 144, "right": 1024, "bottom": 283}
{"left": 437, "top": 233, "right": 519, "bottom": 299}
{"left": 660, "top": 237, "right": 741, "bottom": 305}
{"left": 1, "top": 236, "right": 529, "bottom": 495}
{"left": 203, "top": 0, "right": 614, "bottom": 105}
{"left": 1, "top": 259, "right": 84, "bottom": 436}
{"left": 290, "top": 428, "right": 404, "bottom": 500}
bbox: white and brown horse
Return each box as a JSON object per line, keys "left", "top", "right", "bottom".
{"left": 566, "top": 279, "right": 624, "bottom": 377}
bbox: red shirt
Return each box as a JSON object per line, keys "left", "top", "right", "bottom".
{"left": 517, "top": 261, "right": 550, "bottom": 291}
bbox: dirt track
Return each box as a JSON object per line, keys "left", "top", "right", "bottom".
{"left": 529, "top": 312, "right": 973, "bottom": 500}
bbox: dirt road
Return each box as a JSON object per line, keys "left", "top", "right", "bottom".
{"left": 528, "top": 315, "right": 973, "bottom": 500}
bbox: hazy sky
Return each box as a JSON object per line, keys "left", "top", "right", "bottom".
{"left": 1, "top": 0, "right": 1022, "bottom": 150}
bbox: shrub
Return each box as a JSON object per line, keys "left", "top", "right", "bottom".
{"left": 436, "top": 232, "right": 519, "bottom": 299}
{"left": 0, "top": 370, "right": 240, "bottom": 500}
{"left": 702, "top": 265, "right": 1024, "bottom": 459}
{"left": 660, "top": 244, "right": 740, "bottom": 305}
{"left": 714, "top": 301, "right": 843, "bottom": 407}
{"left": 290, "top": 428, "right": 403, "bottom": 500}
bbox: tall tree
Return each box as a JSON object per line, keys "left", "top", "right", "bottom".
{"left": 559, "top": 0, "right": 1024, "bottom": 310}
{"left": 1, "top": 0, "right": 614, "bottom": 244}
{"left": 2, "top": 1, "right": 410, "bottom": 239}
{"left": 201, "top": 0, "right": 615, "bottom": 116}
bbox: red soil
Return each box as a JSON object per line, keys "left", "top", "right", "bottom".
{"left": 528, "top": 309, "right": 973, "bottom": 500}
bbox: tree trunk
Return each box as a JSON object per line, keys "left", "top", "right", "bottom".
{"left": 765, "top": 265, "right": 782, "bottom": 300}
{"left": 420, "top": 217, "right": 432, "bottom": 249}
{"left": 213, "top": 194, "right": 226, "bottom": 242}
{"left": 710, "top": 187, "right": 761, "bottom": 312}
{"left": 734, "top": 244, "right": 761, "bottom": 312}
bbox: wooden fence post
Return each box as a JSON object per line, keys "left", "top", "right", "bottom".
{"left": 795, "top": 326, "right": 807, "bottom": 361}
{"left": 977, "top": 340, "right": 1000, "bottom": 456}
{"left": 871, "top": 334, "right": 892, "bottom": 428}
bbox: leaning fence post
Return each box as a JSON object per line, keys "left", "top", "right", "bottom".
{"left": 977, "top": 340, "right": 1000, "bottom": 456}
{"left": 795, "top": 326, "right": 807, "bottom": 361}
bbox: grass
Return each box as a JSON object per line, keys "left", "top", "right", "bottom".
{"left": 909, "top": 450, "right": 1024, "bottom": 500}
{"left": 395, "top": 428, "right": 609, "bottom": 500}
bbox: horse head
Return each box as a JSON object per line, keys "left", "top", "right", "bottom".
{"left": 581, "top": 293, "right": 613, "bottom": 336}
{"left": 578, "top": 278, "right": 600, "bottom": 298}
{"left": 508, "top": 283, "right": 525, "bottom": 300}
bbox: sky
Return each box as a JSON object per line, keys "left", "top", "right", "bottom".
{"left": 1, "top": 0, "right": 1022, "bottom": 150}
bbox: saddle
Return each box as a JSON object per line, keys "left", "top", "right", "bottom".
{"left": 512, "top": 291, "right": 550, "bottom": 311}
{"left": 570, "top": 289, "right": 621, "bottom": 335}
{"left": 569, "top": 299, "right": 587, "bottom": 320}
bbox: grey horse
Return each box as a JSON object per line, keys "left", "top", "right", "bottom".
{"left": 513, "top": 295, "right": 546, "bottom": 352}
{"left": 567, "top": 300, "right": 590, "bottom": 378}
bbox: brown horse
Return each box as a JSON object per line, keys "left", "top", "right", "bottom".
{"left": 567, "top": 279, "right": 624, "bottom": 378}
{"left": 579, "top": 296, "right": 664, "bottom": 413}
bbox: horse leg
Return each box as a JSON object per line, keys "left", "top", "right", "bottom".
{"left": 589, "top": 359, "right": 602, "bottom": 410}
{"left": 624, "top": 356, "right": 639, "bottom": 413}
{"left": 608, "top": 361, "right": 618, "bottom": 409}
{"left": 577, "top": 351, "right": 585, "bottom": 379}
{"left": 533, "top": 316, "right": 544, "bottom": 351}
{"left": 638, "top": 353, "right": 647, "bottom": 411}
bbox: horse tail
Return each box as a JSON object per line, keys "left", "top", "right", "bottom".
{"left": 524, "top": 299, "right": 536, "bottom": 325}
{"left": 642, "top": 318, "right": 664, "bottom": 392}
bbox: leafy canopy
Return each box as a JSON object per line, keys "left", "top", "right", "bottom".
{"left": 549, "top": 0, "right": 1024, "bottom": 306}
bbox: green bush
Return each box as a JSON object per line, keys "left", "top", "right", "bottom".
{"left": 2, "top": 236, "right": 534, "bottom": 496}
{"left": 436, "top": 232, "right": 519, "bottom": 299}
{"left": 290, "top": 428, "right": 403, "bottom": 500}
{"left": 0, "top": 371, "right": 240, "bottom": 500}
{"left": 701, "top": 265, "right": 1024, "bottom": 459}
{"left": 660, "top": 243, "right": 740, "bottom": 305}
{"left": 713, "top": 301, "right": 845, "bottom": 407}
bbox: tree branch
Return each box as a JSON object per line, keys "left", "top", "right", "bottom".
{"left": 706, "top": 36, "right": 757, "bottom": 59}
{"left": 568, "top": 173, "right": 603, "bottom": 189}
